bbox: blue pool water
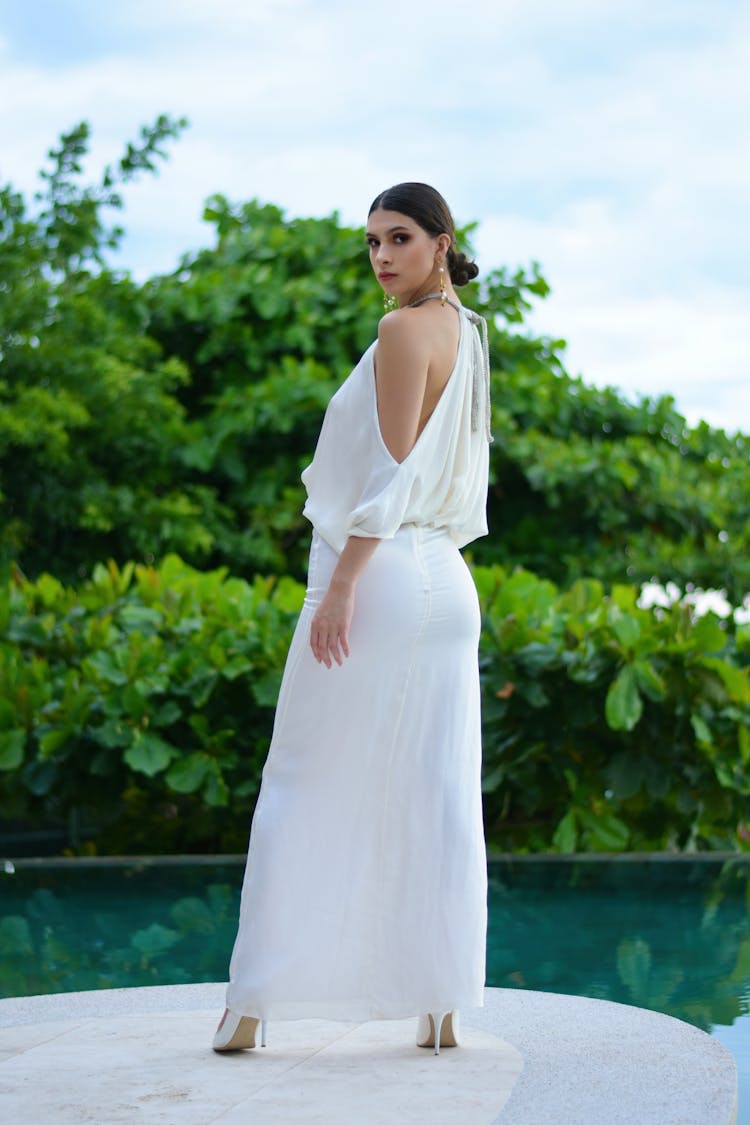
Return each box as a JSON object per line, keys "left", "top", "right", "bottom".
{"left": 1, "top": 855, "right": 747, "bottom": 1117}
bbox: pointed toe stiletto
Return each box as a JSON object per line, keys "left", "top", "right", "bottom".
{"left": 212, "top": 1009, "right": 268, "bottom": 1051}
{"left": 416, "top": 1010, "right": 460, "bottom": 1055}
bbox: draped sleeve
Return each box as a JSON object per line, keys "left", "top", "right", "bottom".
{"left": 301, "top": 308, "right": 491, "bottom": 553}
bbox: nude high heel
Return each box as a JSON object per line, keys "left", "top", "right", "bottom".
{"left": 416, "top": 1010, "right": 460, "bottom": 1055}
{"left": 212, "top": 1009, "right": 268, "bottom": 1051}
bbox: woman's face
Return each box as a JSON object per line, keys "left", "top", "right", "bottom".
{"left": 366, "top": 208, "right": 442, "bottom": 305}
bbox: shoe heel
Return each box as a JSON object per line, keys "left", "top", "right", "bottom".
{"left": 416, "top": 1009, "right": 459, "bottom": 1055}
{"left": 213, "top": 1010, "right": 268, "bottom": 1051}
{"left": 431, "top": 1011, "right": 447, "bottom": 1056}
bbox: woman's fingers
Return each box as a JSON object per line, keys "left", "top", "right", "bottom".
{"left": 329, "top": 626, "right": 350, "bottom": 666}
{"left": 310, "top": 584, "right": 354, "bottom": 667}
{"left": 311, "top": 621, "right": 349, "bottom": 667}
{"left": 311, "top": 625, "right": 330, "bottom": 667}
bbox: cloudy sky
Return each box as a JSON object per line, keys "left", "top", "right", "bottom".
{"left": 1, "top": 0, "right": 748, "bottom": 433}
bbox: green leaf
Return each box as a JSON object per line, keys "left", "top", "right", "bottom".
{"left": 482, "top": 763, "right": 506, "bottom": 793}
{"left": 203, "top": 769, "right": 229, "bottom": 807}
{"left": 690, "top": 714, "right": 713, "bottom": 747}
{"left": 118, "top": 605, "right": 163, "bottom": 632}
{"left": 86, "top": 649, "right": 129, "bottom": 686}
{"left": 123, "top": 731, "right": 176, "bottom": 776}
{"left": 220, "top": 655, "right": 253, "bottom": 681}
{"left": 516, "top": 642, "right": 559, "bottom": 671}
{"left": 608, "top": 606, "right": 641, "bottom": 650}
{"left": 610, "top": 584, "right": 638, "bottom": 611}
{"left": 39, "top": 728, "right": 71, "bottom": 757}
{"left": 165, "top": 752, "right": 211, "bottom": 793}
{"left": 91, "top": 720, "right": 131, "bottom": 749}
{"left": 0, "top": 729, "right": 25, "bottom": 770}
{"left": 604, "top": 752, "right": 644, "bottom": 800}
{"left": 632, "top": 659, "right": 665, "bottom": 702}
{"left": 578, "top": 809, "right": 630, "bottom": 851}
{"left": 699, "top": 658, "right": 750, "bottom": 703}
{"left": 552, "top": 809, "right": 578, "bottom": 853}
{"left": 739, "top": 723, "right": 750, "bottom": 763}
{"left": 22, "top": 758, "right": 59, "bottom": 795}
{"left": 273, "top": 575, "right": 306, "bottom": 614}
{"left": 152, "top": 701, "right": 182, "bottom": 727}
{"left": 518, "top": 680, "right": 550, "bottom": 708}
{"left": 252, "top": 669, "right": 282, "bottom": 707}
{"left": 564, "top": 579, "right": 604, "bottom": 615}
{"left": 605, "top": 665, "right": 643, "bottom": 731}
{"left": 690, "top": 615, "right": 727, "bottom": 654}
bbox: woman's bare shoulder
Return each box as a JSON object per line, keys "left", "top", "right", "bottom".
{"left": 377, "top": 305, "right": 438, "bottom": 348}
{"left": 376, "top": 307, "right": 432, "bottom": 356}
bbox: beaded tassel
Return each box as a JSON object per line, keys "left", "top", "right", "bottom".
{"left": 401, "top": 293, "right": 493, "bottom": 444}
{"left": 465, "top": 308, "right": 494, "bottom": 443}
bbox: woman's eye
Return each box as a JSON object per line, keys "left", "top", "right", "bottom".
{"left": 394, "top": 234, "right": 409, "bottom": 244}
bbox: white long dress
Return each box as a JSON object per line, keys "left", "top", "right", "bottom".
{"left": 225, "top": 301, "right": 492, "bottom": 1021}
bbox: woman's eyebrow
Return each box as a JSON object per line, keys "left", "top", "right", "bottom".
{"left": 366, "top": 225, "right": 411, "bottom": 237}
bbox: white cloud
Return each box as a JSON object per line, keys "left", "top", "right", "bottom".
{"left": 0, "top": 0, "right": 748, "bottom": 432}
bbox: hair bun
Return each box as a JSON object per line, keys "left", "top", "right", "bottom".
{"left": 447, "top": 248, "right": 479, "bottom": 287}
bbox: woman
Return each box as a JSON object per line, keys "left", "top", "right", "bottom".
{"left": 214, "top": 182, "right": 492, "bottom": 1056}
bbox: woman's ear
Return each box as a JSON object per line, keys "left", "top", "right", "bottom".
{"left": 436, "top": 232, "right": 452, "bottom": 257}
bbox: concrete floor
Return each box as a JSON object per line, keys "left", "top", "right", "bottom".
{"left": 0, "top": 984, "right": 738, "bottom": 1124}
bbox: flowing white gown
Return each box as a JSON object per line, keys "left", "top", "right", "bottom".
{"left": 225, "top": 300, "right": 492, "bottom": 1021}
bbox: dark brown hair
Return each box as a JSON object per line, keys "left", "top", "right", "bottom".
{"left": 368, "top": 182, "right": 479, "bottom": 286}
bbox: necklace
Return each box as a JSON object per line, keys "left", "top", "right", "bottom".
{"left": 404, "top": 292, "right": 461, "bottom": 312}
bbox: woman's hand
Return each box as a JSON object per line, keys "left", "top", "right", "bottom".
{"left": 309, "top": 536, "right": 380, "bottom": 667}
{"left": 310, "top": 579, "right": 355, "bottom": 668}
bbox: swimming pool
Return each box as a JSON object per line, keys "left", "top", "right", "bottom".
{"left": 2, "top": 855, "right": 748, "bottom": 1118}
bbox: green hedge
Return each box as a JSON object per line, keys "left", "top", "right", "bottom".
{"left": 476, "top": 568, "right": 750, "bottom": 851}
{"left": 1, "top": 556, "right": 748, "bottom": 854}
{"left": 0, "top": 557, "right": 303, "bottom": 852}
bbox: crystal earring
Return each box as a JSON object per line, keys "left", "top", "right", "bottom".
{"left": 439, "top": 266, "right": 447, "bottom": 306}
{"left": 383, "top": 293, "right": 398, "bottom": 312}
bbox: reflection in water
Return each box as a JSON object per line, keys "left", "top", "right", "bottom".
{"left": 2, "top": 858, "right": 749, "bottom": 1029}
{"left": 485, "top": 858, "right": 750, "bottom": 1033}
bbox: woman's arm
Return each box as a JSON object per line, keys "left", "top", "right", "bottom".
{"left": 374, "top": 311, "right": 431, "bottom": 462}
{"left": 311, "top": 312, "right": 430, "bottom": 667}
{"left": 310, "top": 535, "right": 380, "bottom": 667}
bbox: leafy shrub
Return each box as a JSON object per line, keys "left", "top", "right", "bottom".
{"left": 0, "top": 556, "right": 303, "bottom": 852}
{"left": 1, "top": 556, "right": 748, "bottom": 854}
{"left": 476, "top": 567, "right": 750, "bottom": 852}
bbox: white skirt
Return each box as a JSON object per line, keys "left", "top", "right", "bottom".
{"left": 225, "top": 525, "right": 487, "bottom": 1021}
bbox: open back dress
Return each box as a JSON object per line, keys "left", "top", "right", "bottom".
{"left": 225, "top": 299, "right": 492, "bottom": 1021}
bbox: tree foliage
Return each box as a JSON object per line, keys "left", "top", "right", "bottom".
{"left": 1, "top": 120, "right": 748, "bottom": 597}
{"left": 1, "top": 121, "right": 749, "bottom": 856}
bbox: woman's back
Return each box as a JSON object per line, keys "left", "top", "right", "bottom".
{"left": 375, "top": 301, "right": 462, "bottom": 455}
{"left": 301, "top": 300, "right": 490, "bottom": 554}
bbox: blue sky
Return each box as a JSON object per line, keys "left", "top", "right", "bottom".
{"left": 1, "top": 0, "right": 748, "bottom": 433}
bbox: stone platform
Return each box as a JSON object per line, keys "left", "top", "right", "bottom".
{"left": 0, "top": 984, "right": 738, "bottom": 1123}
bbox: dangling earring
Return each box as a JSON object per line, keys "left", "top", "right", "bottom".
{"left": 383, "top": 293, "right": 398, "bottom": 312}
{"left": 439, "top": 265, "right": 447, "bottom": 306}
